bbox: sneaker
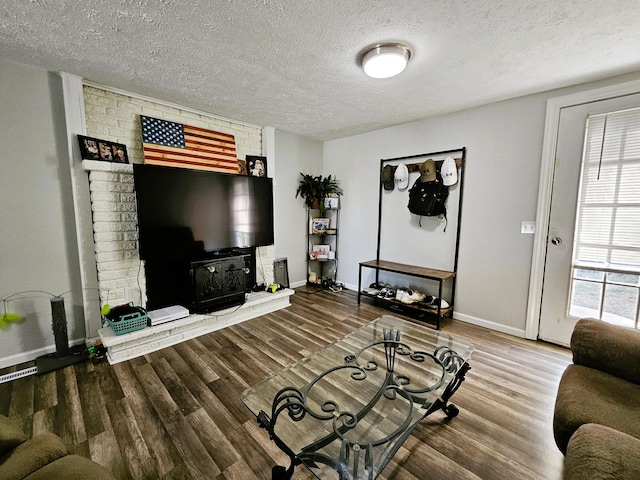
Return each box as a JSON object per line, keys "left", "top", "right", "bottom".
{"left": 395, "top": 289, "right": 407, "bottom": 302}
{"left": 421, "top": 296, "right": 449, "bottom": 309}
{"left": 377, "top": 287, "right": 391, "bottom": 298}
{"left": 401, "top": 289, "right": 426, "bottom": 304}
{"left": 383, "top": 288, "right": 396, "bottom": 300}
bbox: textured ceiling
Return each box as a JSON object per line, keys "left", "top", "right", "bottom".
{"left": 1, "top": 1, "right": 640, "bottom": 141}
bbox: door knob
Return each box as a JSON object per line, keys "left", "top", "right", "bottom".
{"left": 551, "top": 237, "right": 562, "bottom": 245}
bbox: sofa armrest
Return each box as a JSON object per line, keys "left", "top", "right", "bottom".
{"left": 0, "top": 415, "right": 28, "bottom": 455}
{"left": 571, "top": 318, "right": 640, "bottom": 385}
{"left": 0, "top": 433, "right": 67, "bottom": 480}
{"left": 564, "top": 423, "right": 640, "bottom": 480}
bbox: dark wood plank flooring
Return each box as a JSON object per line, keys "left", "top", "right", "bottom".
{"left": 0, "top": 288, "right": 571, "bottom": 479}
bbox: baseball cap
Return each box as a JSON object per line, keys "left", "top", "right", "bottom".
{"left": 381, "top": 164, "right": 394, "bottom": 190}
{"left": 394, "top": 163, "right": 409, "bottom": 190}
{"left": 419, "top": 159, "right": 436, "bottom": 182}
{"left": 441, "top": 156, "right": 458, "bottom": 186}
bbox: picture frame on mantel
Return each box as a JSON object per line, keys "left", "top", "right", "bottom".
{"left": 78, "top": 135, "right": 129, "bottom": 164}
{"left": 246, "top": 155, "right": 267, "bottom": 177}
{"left": 237, "top": 159, "right": 248, "bottom": 175}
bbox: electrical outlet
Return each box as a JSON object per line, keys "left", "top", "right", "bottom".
{"left": 521, "top": 221, "right": 536, "bottom": 234}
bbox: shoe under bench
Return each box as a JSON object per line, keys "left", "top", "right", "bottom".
{"left": 357, "top": 259, "right": 455, "bottom": 329}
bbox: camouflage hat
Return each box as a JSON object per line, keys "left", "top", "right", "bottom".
{"left": 381, "top": 164, "right": 395, "bottom": 190}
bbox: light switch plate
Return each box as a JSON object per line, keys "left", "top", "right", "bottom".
{"left": 521, "top": 221, "right": 536, "bottom": 234}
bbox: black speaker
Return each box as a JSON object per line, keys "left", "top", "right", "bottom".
{"left": 50, "top": 297, "right": 69, "bottom": 358}
{"left": 244, "top": 253, "right": 256, "bottom": 291}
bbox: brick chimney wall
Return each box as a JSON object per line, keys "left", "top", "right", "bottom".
{"left": 82, "top": 86, "right": 274, "bottom": 308}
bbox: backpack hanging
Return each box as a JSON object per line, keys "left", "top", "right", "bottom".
{"left": 407, "top": 171, "right": 449, "bottom": 229}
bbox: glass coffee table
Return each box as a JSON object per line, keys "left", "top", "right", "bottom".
{"left": 241, "top": 315, "right": 474, "bottom": 480}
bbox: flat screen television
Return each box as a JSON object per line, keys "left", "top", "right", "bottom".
{"left": 133, "top": 164, "right": 274, "bottom": 260}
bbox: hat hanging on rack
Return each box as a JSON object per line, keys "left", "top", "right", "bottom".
{"left": 441, "top": 156, "right": 458, "bottom": 186}
{"left": 394, "top": 163, "right": 409, "bottom": 190}
{"left": 419, "top": 159, "right": 436, "bottom": 182}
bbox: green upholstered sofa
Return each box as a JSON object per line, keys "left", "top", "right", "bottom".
{"left": 0, "top": 414, "right": 115, "bottom": 480}
{"left": 553, "top": 318, "right": 640, "bottom": 480}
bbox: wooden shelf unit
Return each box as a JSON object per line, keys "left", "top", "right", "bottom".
{"left": 306, "top": 207, "right": 339, "bottom": 288}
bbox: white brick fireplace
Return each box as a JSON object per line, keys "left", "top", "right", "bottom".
{"left": 67, "top": 81, "right": 284, "bottom": 361}
{"left": 82, "top": 159, "right": 276, "bottom": 310}
{"left": 81, "top": 85, "right": 275, "bottom": 310}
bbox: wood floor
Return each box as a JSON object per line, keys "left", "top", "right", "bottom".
{"left": 0, "top": 288, "right": 571, "bottom": 479}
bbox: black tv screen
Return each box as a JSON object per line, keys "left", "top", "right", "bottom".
{"left": 133, "top": 164, "right": 274, "bottom": 260}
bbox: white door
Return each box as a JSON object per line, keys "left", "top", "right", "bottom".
{"left": 538, "top": 93, "right": 640, "bottom": 346}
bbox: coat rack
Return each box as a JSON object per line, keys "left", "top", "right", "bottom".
{"left": 357, "top": 147, "right": 466, "bottom": 329}
{"left": 376, "top": 148, "right": 466, "bottom": 271}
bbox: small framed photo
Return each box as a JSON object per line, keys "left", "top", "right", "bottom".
{"left": 246, "top": 155, "right": 267, "bottom": 177}
{"left": 312, "top": 244, "right": 330, "bottom": 259}
{"left": 312, "top": 218, "right": 330, "bottom": 234}
{"left": 77, "top": 135, "right": 100, "bottom": 160}
{"left": 77, "top": 135, "right": 129, "bottom": 163}
{"left": 110, "top": 143, "right": 128, "bottom": 163}
{"left": 237, "top": 159, "right": 247, "bottom": 175}
{"left": 324, "top": 196, "right": 339, "bottom": 209}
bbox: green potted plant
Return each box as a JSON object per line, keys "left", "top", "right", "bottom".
{"left": 295, "top": 173, "right": 343, "bottom": 213}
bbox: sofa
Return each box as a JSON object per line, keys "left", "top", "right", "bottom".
{"left": 0, "top": 414, "right": 115, "bottom": 480}
{"left": 553, "top": 318, "right": 640, "bottom": 479}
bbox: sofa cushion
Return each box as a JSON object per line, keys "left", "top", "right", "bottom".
{"left": 0, "top": 433, "right": 68, "bottom": 480}
{"left": 564, "top": 423, "right": 640, "bottom": 480}
{"left": 0, "top": 415, "right": 28, "bottom": 455}
{"left": 553, "top": 364, "right": 640, "bottom": 453}
{"left": 24, "top": 454, "right": 114, "bottom": 480}
{"left": 571, "top": 318, "right": 640, "bottom": 385}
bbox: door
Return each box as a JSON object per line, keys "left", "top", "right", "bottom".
{"left": 538, "top": 93, "right": 640, "bottom": 346}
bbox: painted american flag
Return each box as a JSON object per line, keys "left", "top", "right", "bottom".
{"left": 140, "top": 116, "right": 238, "bottom": 173}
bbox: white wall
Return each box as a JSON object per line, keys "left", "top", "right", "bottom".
{"left": 273, "top": 130, "right": 323, "bottom": 286}
{"left": 0, "top": 58, "right": 84, "bottom": 367}
{"left": 325, "top": 71, "right": 640, "bottom": 336}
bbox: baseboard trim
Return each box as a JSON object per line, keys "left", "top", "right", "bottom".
{"left": 453, "top": 312, "right": 526, "bottom": 338}
{"left": 350, "top": 283, "right": 525, "bottom": 338}
{"left": 0, "top": 337, "right": 86, "bottom": 370}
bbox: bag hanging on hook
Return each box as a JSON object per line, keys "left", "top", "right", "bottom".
{"left": 407, "top": 160, "right": 449, "bottom": 229}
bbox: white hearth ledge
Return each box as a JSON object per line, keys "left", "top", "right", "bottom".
{"left": 98, "top": 289, "right": 294, "bottom": 364}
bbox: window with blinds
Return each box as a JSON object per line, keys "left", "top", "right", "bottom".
{"left": 569, "top": 107, "right": 640, "bottom": 328}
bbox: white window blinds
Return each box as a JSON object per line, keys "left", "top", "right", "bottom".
{"left": 574, "top": 108, "right": 640, "bottom": 271}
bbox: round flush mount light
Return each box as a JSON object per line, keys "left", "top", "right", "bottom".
{"left": 362, "top": 43, "right": 411, "bottom": 79}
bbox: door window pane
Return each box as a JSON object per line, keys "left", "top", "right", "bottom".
{"left": 602, "top": 284, "right": 638, "bottom": 327}
{"left": 568, "top": 108, "right": 640, "bottom": 329}
{"left": 569, "top": 280, "right": 602, "bottom": 318}
{"left": 573, "top": 268, "right": 604, "bottom": 281}
{"left": 607, "top": 272, "right": 640, "bottom": 286}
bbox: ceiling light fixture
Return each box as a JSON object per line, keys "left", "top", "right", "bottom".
{"left": 362, "top": 43, "right": 411, "bottom": 79}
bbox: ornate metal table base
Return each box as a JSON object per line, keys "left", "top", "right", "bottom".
{"left": 258, "top": 329, "right": 470, "bottom": 480}
{"left": 242, "top": 316, "right": 474, "bottom": 480}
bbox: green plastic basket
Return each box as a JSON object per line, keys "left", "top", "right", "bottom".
{"left": 103, "top": 305, "right": 148, "bottom": 335}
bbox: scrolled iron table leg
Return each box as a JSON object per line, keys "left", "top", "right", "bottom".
{"left": 258, "top": 411, "right": 300, "bottom": 480}
{"left": 272, "top": 457, "right": 296, "bottom": 480}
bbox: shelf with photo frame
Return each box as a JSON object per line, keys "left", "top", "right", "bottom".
{"left": 307, "top": 205, "right": 339, "bottom": 288}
